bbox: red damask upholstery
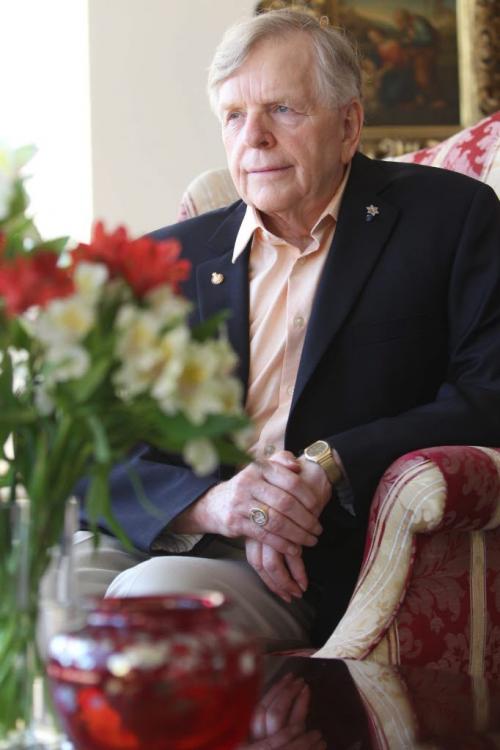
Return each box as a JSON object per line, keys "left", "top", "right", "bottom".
{"left": 315, "top": 446, "right": 500, "bottom": 678}
{"left": 395, "top": 111, "right": 500, "bottom": 196}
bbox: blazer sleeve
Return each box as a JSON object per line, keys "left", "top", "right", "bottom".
{"left": 330, "top": 182, "right": 500, "bottom": 518}
{"left": 79, "top": 444, "right": 219, "bottom": 553}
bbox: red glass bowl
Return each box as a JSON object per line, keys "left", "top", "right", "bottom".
{"left": 47, "top": 592, "right": 261, "bottom": 750}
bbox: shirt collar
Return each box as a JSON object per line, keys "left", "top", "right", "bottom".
{"left": 232, "top": 162, "right": 351, "bottom": 263}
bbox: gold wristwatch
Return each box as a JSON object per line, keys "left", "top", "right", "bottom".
{"left": 304, "top": 440, "right": 341, "bottom": 485}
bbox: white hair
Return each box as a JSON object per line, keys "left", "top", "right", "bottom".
{"left": 207, "top": 8, "right": 362, "bottom": 115}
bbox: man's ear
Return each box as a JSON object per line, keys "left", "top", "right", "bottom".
{"left": 341, "top": 100, "right": 364, "bottom": 163}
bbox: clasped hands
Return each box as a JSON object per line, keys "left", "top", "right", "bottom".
{"left": 175, "top": 449, "right": 331, "bottom": 601}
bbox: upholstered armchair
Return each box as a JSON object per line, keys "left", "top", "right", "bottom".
{"left": 177, "top": 112, "right": 500, "bottom": 678}
{"left": 315, "top": 446, "right": 500, "bottom": 679}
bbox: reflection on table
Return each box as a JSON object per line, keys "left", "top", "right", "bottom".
{"left": 241, "top": 655, "right": 500, "bottom": 749}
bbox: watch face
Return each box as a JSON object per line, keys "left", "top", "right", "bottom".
{"left": 308, "top": 440, "right": 328, "bottom": 458}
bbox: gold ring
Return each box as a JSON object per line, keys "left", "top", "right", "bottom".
{"left": 249, "top": 506, "right": 269, "bottom": 527}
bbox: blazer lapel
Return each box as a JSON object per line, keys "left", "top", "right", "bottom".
{"left": 293, "top": 154, "right": 400, "bottom": 406}
{"left": 195, "top": 203, "right": 251, "bottom": 392}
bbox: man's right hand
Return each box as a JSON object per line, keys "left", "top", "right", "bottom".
{"left": 169, "top": 451, "right": 323, "bottom": 556}
{"left": 245, "top": 539, "right": 308, "bottom": 602}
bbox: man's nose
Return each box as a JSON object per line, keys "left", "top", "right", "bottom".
{"left": 243, "top": 112, "right": 275, "bottom": 148}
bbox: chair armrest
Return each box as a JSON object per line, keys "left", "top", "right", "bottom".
{"left": 177, "top": 168, "right": 238, "bottom": 220}
{"left": 314, "top": 446, "right": 500, "bottom": 660}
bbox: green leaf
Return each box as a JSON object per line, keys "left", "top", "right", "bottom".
{"left": 0, "top": 347, "right": 13, "bottom": 398}
{"left": 99, "top": 478, "right": 134, "bottom": 553}
{"left": 126, "top": 466, "right": 171, "bottom": 523}
{"left": 13, "top": 144, "right": 37, "bottom": 169}
{"left": 84, "top": 466, "right": 133, "bottom": 552}
{"left": 84, "top": 468, "right": 106, "bottom": 530}
{"left": 26, "top": 430, "right": 48, "bottom": 504}
{"left": 7, "top": 179, "right": 29, "bottom": 220}
{"left": 86, "top": 414, "right": 111, "bottom": 464}
{"left": 0, "top": 408, "right": 37, "bottom": 426}
{"left": 7, "top": 318, "right": 32, "bottom": 350}
{"left": 36, "top": 236, "right": 69, "bottom": 254}
{"left": 212, "top": 437, "right": 250, "bottom": 466}
{"left": 0, "top": 466, "right": 14, "bottom": 488}
{"left": 192, "top": 310, "right": 231, "bottom": 341}
{"left": 74, "top": 357, "right": 113, "bottom": 403}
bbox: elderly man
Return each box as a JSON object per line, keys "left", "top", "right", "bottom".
{"left": 76, "top": 9, "right": 500, "bottom": 649}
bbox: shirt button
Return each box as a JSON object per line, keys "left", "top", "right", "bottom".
{"left": 263, "top": 444, "right": 275, "bottom": 457}
{"left": 293, "top": 315, "right": 305, "bottom": 329}
{"left": 287, "top": 385, "right": 294, "bottom": 396}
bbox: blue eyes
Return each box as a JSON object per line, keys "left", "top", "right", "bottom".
{"left": 225, "top": 105, "right": 293, "bottom": 124}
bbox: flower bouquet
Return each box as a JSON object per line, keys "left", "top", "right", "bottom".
{"left": 0, "top": 145, "right": 249, "bottom": 745}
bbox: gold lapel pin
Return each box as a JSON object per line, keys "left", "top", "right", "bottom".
{"left": 211, "top": 272, "right": 224, "bottom": 285}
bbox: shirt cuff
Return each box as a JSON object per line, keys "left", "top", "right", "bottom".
{"left": 150, "top": 531, "right": 204, "bottom": 554}
{"left": 334, "top": 477, "right": 356, "bottom": 517}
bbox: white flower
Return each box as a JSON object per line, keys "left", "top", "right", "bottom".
{"left": 154, "top": 340, "right": 243, "bottom": 424}
{"left": 115, "top": 308, "right": 160, "bottom": 355}
{"left": 45, "top": 344, "right": 90, "bottom": 383}
{"left": 211, "top": 376, "right": 244, "bottom": 414}
{"left": 7, "top": 347, "right": 30, "bottom": 392}
{"left": 211, "top": 337, "right": 239, "bottom": 375}
{"left": 158, "top": 341, "right": 218, "bottom": 423}
{"left": 34, "top": 383, "right": 55, "bottom": 415}
{"left": 115, "top": 314, "right": 190, "bottom": 399}
{"left": 145, "top": 284, "right": 191, "bottom": 324}
{"left": 34, "top": 296, "right": 95, "bottom": 347}
{"left": 183, "top": 438, "right": 218, "bottom": 476}
{"left": 73, "top": 262, "right": 109, "bottom": 303}
{"left": 232, "top": 425, "right": 256, "bottom": 451}
{"left": 0, "top": 170, "right": 12, "bottom": 222}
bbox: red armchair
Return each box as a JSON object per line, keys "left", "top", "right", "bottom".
{"left": 314, "top": 446, "right": 500, "bottom": 679}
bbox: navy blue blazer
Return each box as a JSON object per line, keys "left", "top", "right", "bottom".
{"left": 98, "top": 152, "right": 500, "bottom": 642}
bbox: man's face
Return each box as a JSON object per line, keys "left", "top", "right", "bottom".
{"left": 218, "top": 34, "right": 362, "bottom": 228}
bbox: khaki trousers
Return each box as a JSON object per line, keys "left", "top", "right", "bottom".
{"left": 69, "top": 531, "right": 314, "bottom": 652}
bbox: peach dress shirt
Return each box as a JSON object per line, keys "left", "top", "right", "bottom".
{"left": 234, "top": 165, "right": 351, "bottom": 461}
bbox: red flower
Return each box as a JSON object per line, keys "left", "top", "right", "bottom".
{"left": 0, "top": 251, "right": 74, "bottom": 317}
{"left": 72, "top": 221, "right": 191, "bottom": 297}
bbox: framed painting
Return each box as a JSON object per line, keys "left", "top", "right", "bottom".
{"left": 255, "top": 0, "right": 487, "bottom": 155}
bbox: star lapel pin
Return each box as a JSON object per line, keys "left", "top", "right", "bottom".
{"left": 366, "top": 204, "right": 380, "bottom": 222}
{"left": 211, "top": 272, "right": 225, "bottom": 285}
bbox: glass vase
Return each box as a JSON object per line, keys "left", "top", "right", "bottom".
{"left": 0, "top": 497, "right": 78, "bottom": 749}
{"left": 47, "top": 593, "right": 262, "bottom": 750}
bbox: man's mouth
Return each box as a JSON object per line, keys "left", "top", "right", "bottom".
{"left": 247, "top": 166, "right": 292, "bottom": 175}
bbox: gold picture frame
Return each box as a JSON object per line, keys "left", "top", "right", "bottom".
{"left": 255, "top": 0, "right": 497, "bottom": 157}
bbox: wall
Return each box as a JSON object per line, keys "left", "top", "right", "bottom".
{"left": 89, "top": 0, "right": 255, "bottom": 236}
{"left": 0, "top": 0, "right": 92, "bottom": 241}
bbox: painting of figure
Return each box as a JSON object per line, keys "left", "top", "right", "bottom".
{"left": 256, "top": 0, "right": 460, "bottom": 127}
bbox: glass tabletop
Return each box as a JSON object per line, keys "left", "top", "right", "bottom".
{"left": 238, "top": 654, "right": 500, "bottom": 749}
